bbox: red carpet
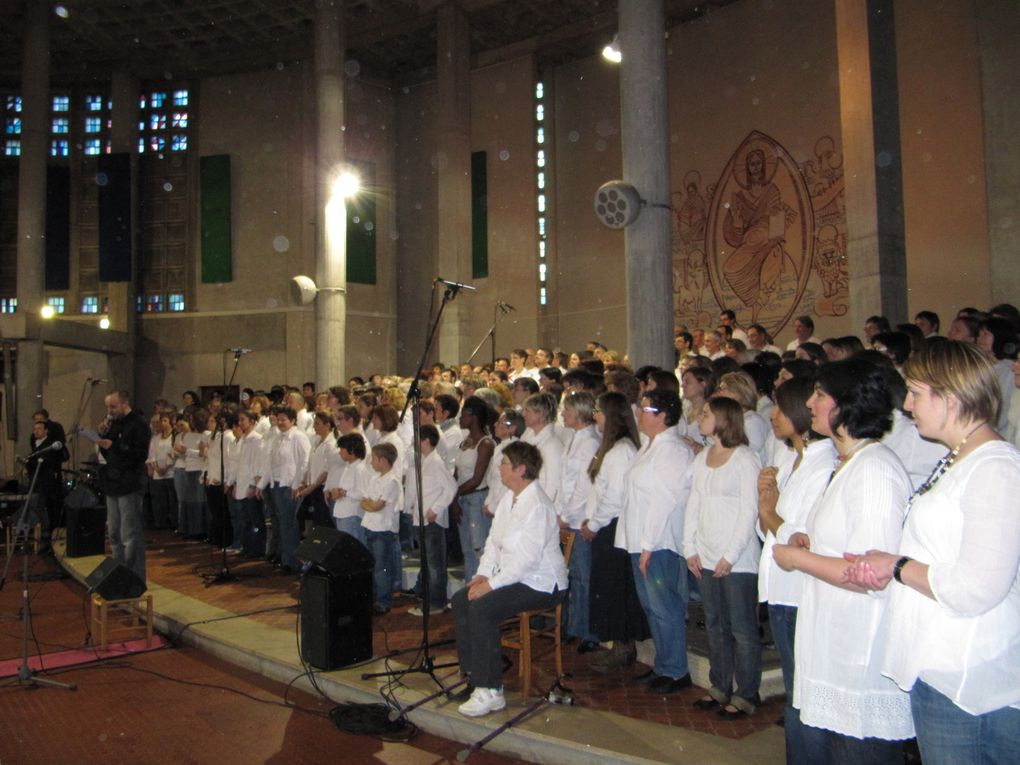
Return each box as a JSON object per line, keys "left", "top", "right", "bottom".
{"left": 0, "top": 634, "right": 168, "bottom": 678}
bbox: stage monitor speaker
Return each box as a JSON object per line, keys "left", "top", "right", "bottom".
{"left": 85, "top": 557, "right": 146, "bottom": 600}
{"left": 65, "top": 504, "right": 106, "bottom": 558}
{"left": 296, "top": 527, "right": 373, "bottom": 577}
{"left": 300, "top": 571, "right": 373, "bottom": 671}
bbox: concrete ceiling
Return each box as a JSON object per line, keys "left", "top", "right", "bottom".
{"left": 0, "top": 0, "right": 738, "bottom": 86}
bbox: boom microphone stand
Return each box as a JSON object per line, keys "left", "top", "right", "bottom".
{"left": 465, "top": 301, "right": 514, "bottom": 368}
{"left": 0, "top": 451, "right": 76, "bottom": 691}
{"left": 362, "top": 278, "right": 467, "bottom": 686}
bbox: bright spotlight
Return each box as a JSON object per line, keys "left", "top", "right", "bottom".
{"left": 40, "top": 305, "right": 55, "bottom": 319}
{"left": 332, "top": 171, "right": 360, "bottom": 199}
{"left": 99, "top": 317, "right": 111, "bottom": 330}
{"left": 54, "top": 5, "right": 70, "bottom": 19}
{"left": 602, "top": 34, "right": 622, "bottom": 63}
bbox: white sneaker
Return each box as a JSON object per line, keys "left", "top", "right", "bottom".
{"left": 457, "top": 687, "right": 506, "bottom": 717}
{"left": 408, "top": 605, "right": 444, "bottom": 617}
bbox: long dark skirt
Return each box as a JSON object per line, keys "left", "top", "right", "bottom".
{"left": 589, "top": 517, "right": 650, "bottom": 643}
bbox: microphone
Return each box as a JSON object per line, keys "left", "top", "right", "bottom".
{"left": 435, "top": 278, "right": 476, "bottom": 292}
{"left": 89, "top": 378, "right": 109, "bottom": 385}
{"left": 28, "top": 441, "right": 63, "bottom": 459}
{"left": 499, "top": 301, "right": 517, "bottom": 312}
{"left": 227, "top": 348, "right": 253, "bottom": 355}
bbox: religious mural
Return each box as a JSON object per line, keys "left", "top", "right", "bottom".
{"left": 671, "top": 131, "right": 848, "bottom": 338}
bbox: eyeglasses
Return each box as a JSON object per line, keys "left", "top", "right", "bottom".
{"left": 640, "top": 406, "right": 660, "bottom": 414}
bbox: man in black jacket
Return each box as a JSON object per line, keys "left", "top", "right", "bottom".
{"left": 97, "top": 390, "right": 150, "bottom": 585}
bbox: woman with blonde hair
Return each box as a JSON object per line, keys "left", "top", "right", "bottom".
{"left": 846, "top": 341, "right": 1020, "bottom": 764}
{"left": 715, "top": 371, "right": 769, "bottom": 461}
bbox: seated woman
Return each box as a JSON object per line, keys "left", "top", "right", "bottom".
{"left": 845, "top": 341, "right": 1020, "bottom": 765}
{"left": 451, "top": 441, "right": 568, "bottom": 718}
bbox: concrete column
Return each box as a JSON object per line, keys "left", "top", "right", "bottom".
{"left": 315, "top": 0, "right": 347, "bottom": 387}
{"left": 618, "top": 0, "right": 673, "bottom": 370}
{"left": 435, "top": 2, "right": 472, "bottom": 366}
{"left": 976, "top": 0, "right": 1020, "bottom": 303}
{"left": 836, "top": 0, "right": 907, "bottom": 329}
{"left": 14, "top": 0, "right": 49, "bottom": 442}
{"left": 107, "top": 71, "right": 138, "bottom": 391}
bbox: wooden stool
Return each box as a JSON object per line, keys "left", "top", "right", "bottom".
{"left": 90, "top": 593, "right": 153, "bottom": 649}
{"left": 500, "top": 530, "right": 575, "bottom": 698}
{"left": 5, "top": 522, "right": 42, "bottom": 556}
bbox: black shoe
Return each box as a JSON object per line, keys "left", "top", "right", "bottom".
{"left": 717, "top": 705, "right": 749, "bottom": 720}
{"left": 648, "top": 674, "right": 693, "bottom": 694}
{"left": 372, "top": 604, "right": 390, "bottom": 615}
{"left": 694, "top": 696, "right": 721, "bottom": 710}
{"left": 447, "top": 682, "right": 473, "bottom": 702}
{"left": 577, "top": 640, "right": 600, "bottom": 655}
{"left": 634, "top": 668, "right": 659, "bottom": 685}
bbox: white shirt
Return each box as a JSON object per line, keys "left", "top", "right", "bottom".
{"left": 147, "top": 433, "right": 175, "bottom": 480}
{"left": 683, "top": 445, "right": 761, "bottom": 573}
{"left": 477, "top": 481, "right": 568, "bottom": 593}
{"left": 759, "top": 439, "right": 836, "bottom": 606}
{"left": 792, "top": 442, "right": 914, "bottom": 740}
{"left": 437, "top": 420, "right": 464, "bottom": 475}
{"left": 880, "top": 441, "right": 1020, "bottom": 715}
{"left": 615, "top": 426, "right": 694, "bottom": 554}
{"left": 360, "top": 470, "right": 401, "bottom": 533}
{"left": 232, "top": 430, "right": 263, "bottom": 500}
{"left": 743, "top": 410, "right": 770, "bottom": 463}
{"left": 308, "top": 436, "right": 340, "bottom": 488}
{"left": 523, "top": 424, "right": 564, "bottom": 504}
{"left": 333, "top": 459, "right": 370, "bottom": 520}
{"left": 405, "top": 449, "right": 457, "bottom": 528}
{"left": 992, "top": 358, "right": 1014, "bottom": 433}
{"left": 262, "top": 427, "right": 311, "bottom": 489}
{"left": 180, "top": 432, "right": 204, "bottom": 472}
{"left": 204, "top": 430, "right": 233, "bottom": 485}
{"left": 786, "top": 334, "right": 820, "bottom": 351}
{"left": 584, "top": 439, "right": 638, "bottom": 533}
{"left": 556, "top": 425, "right": 600, "bottom": 528}
{"left": 483, "top": 437, "right": 518, "bottom": 514}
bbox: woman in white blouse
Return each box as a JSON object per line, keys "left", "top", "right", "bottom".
{"left": 684, "top": 396, "right": 762, "bottom": 719}
{"left": 557, "top": 391, "right": 602, "bottom": 651}
{"left": 583, "top": 392, "right": 647, "bottom": 672}
{"left": 845, "top": 341, "right": 1020, "bottom": 765}
{"left": 714, "top": 371, "right": 769, "bottom": 462}
{"left": 756, "top": 375, "right": 835, "bottom": 757}
{"left": 773, "top": 358, "right": 913, "bottom": 763}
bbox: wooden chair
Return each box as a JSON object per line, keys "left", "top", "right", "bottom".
{"left": 500, "top": 528, "right": 575, "bottom": 698}
{"left": 5, "top": 522, "right": 42, "bottom": 556}
{"left": 90, "top": 593, "right": 154, "bottom": 649}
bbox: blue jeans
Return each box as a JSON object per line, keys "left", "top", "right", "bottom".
{"left": 335, "top": 515, "right": 366, "bottom": 547}
{"left": 768, "top": 603, "right": 807, "bottom": 764}
{"left": 699, "top": 571, "right": 761, "bottom": 705}
{"left": 106, "top": 491, "right": 146, "bottom": 585}
{"left": 413, "top": 522, "right": 448, "bottom": 609}
{"left": 630, "top": 549, "right": 689, "bottom": 679}
{"left": 566, "top": 529, "right": 597, "bottom": 642}
{"left": 792, "top": 725, "right": 903, "bottom": 765}
{"left": 457, "top": 489, "right": 490, "bottom": 583}
{"left": 268, "top": 485, "right": 300, "bottom": 569}
{"left": 261, "top": 486, "right": 279, "bottom": 560}
{"left": 365, "top": 529, "right": 399, "bottom": 608}
{"left": 911, "top": 680, "right": 1020, "bottom": 765}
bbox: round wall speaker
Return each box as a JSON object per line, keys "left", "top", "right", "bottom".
{"left": 594, "top": 181, "right": 642, "bottom": 229}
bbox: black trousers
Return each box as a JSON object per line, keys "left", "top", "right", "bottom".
{"left": 452, "top": 582, "right": 564, "bottom": 689}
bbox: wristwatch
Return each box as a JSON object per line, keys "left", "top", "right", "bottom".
{"left": 893, "top": 555, "right": 911, "bottom": 584}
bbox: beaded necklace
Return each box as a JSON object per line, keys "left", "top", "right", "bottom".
{"left": 907, "top": 421, "right": 987, "bottom": 507}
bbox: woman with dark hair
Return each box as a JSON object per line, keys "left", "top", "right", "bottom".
{"left": 756, "top": 376, "right": 835, "bottom": 754}
{"left": 182, "top": 390, "right": 201, "bottom": 409}
{"left": 454, "top": 396, "right": 496, "bottom": 583}
{"left": 977, "top": 316, "right": 1019, "bottom": 432}
{"left": 684, "top": 396, "right": 763, "bottom": 719}
{"left": 794, "top": 341, "right": 827, "bottom": 366}
{"left": 583, "top": 392, "right": 648, "bottom": 672}
{"left": 845, "top": 341, "right": 1020, "bottom": 765}
{"left": 773, "top": 359, "right": 914, "bottom": 761}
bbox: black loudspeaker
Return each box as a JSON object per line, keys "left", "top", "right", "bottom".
{"left": 300, "top": 570, "right": 373, "bottom": 670}
{"left": 85, "top": 557, "right": 146, "bottom": 600}
{"left": 65, "top": 504, "right": 106, "bottom": 558}
{"left": 296, "top": 527, "right": 373, "bottom": 576}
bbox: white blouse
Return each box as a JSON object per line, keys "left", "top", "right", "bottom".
{"left": 483, "top": 437, "right": 517, "bottom": 514}
{"left": 584, "top": 439, "right": 638, "bottom": 533}
{"left": 682, "top": 445, "right": 761, "bottom": 573}
{"left": 556, "top": 425, "right": 600, "bottom": 528}
{"left": 793, "top": 442, "right": 914, "bottom": 740}
{"left": 758, "top": 439, "right": 836, "bottom": 606}
{"left": 880, "top": 440, "right": 1020, "bottom": 715}
{"left": 881, "top": 410, "right": 947, "bottom": 491}
{"left": 523, "top": 425, "right": 564, "bottom": 504}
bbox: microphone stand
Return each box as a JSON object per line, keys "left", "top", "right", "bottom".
{"left": 0, "top": 456, "right": 77, "bottom": 691}
{"left": 465, "top": 302, "right": 513, "bottom": 368}
{"left": 363, "top": 281, "right": 463, "bottom": 686}
{"left": 203, "top": 350, "right": 246, "bottom": 587}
